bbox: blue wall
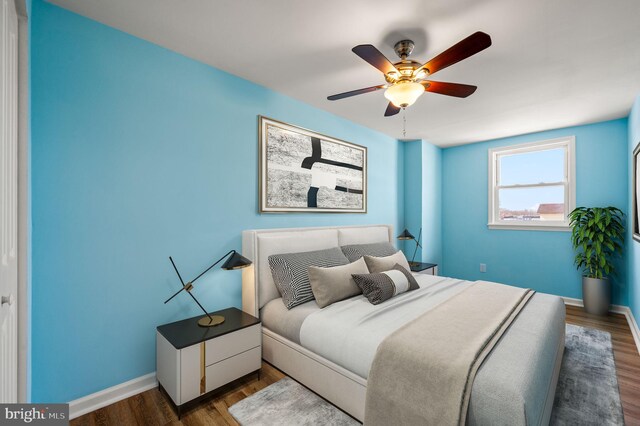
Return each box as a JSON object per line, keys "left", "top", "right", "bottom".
{"left": 441, "top": 119, "right": 629, "bottom": 304}
{"left": 400, "top": 140, "right": 442, "bottom": 266}
{"left": 422, "top": 141, "right": 442, "bottom": 266}
{"left": 402, "top": 140, "right": 422, "bottom": 261}
{"left": 30, "top": 1, "right": 403, "bottom": 402}
{"left": 629, "top": 96, "right": 640, "bottom": 321}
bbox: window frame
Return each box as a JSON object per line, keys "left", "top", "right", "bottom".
{"left": 488, "top": 136, "right": 576, "bottom": 231}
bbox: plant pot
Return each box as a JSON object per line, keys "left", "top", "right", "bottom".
{"left": 582, "top": 276, "right": 610, "bottom": 315}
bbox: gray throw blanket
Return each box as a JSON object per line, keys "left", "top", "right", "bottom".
{"left": 365, "top": 281, "right": 535, "bottom": 426}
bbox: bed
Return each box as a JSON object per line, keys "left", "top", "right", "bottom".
{"left": 241, "top": 225, "right": 565, "bottom": 425}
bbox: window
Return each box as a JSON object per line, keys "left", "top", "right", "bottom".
{"left": 488, "top": 136, "right": 575, "bottom": 230}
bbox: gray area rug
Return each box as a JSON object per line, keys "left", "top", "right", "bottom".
{"left": 550, "top": 324, "right": 624, "bottom": 425}
{"left": 230, "top": 325, "right": 624, "bottom": 425}
{"left": 229, "top": 377, "right": 359, "bottom": 426}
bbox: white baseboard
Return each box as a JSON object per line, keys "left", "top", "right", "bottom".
{"left": 561, "top": 297, "right": 640, "bottom": 355}
{"left": 68, "top": 372, "right": 157, "bottom": 419}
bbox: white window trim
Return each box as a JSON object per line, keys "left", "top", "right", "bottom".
{"left": 488, "top": 136, "right": 576, "bottom": 231}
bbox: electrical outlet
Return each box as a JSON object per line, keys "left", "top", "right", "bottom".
{"left": 480, "top": 263, "right": 487, "bottom": 273}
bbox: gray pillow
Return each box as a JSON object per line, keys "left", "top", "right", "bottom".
{"left": 364, "top": 250, "right": 411, "bottom": 273}
{"left": 340, "top": 242, "right": 398, "bottom": 262}
{"left": 269, "top": 247, "right": 349, "bottom": 309}
{"left": 308, "top": 258, "right": 370, "bottom": 308}
{"left": 352, "top": 264, "right": 420, "bottom": 305}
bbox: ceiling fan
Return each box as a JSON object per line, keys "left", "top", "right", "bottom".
{"left": 327, "top": 32, "right": 492, "bottom": 117}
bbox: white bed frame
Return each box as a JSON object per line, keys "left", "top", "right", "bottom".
{"left": 241, "top": 225, "right": 563, "bottom": 424}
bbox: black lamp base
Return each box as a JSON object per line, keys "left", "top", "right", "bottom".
{"left": 197, "top": 315, "right": 225, "bottom": 327}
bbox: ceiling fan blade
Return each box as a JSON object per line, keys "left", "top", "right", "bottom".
{"left": 384, "top": 102, "right": 401, "bottom": 117}
{"left": 422, "top": 32, "right": 491, "bottom": 76}
{"left": 327, "top": 85, "right": 386, "bottom": 101}
{"left": 422, "top": 81, "right": 477, "bottom": 98}
{"left": 352, "top": 44, "right": 398, "bottom": 75}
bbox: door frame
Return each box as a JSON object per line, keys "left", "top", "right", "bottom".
{"left": 14, "top": 0, "right": 28, "bottom": 403}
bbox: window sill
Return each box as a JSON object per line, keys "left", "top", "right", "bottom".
{"left": 488, "top": 223, "right": 571, "bottom": 232}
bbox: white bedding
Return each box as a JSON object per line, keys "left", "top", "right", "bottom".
{"left": 300, "top": 274, "right": 471, "bottom": 379}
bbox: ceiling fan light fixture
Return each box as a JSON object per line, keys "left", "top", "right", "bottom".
{"left": 413, "top": 68, "right": 428, "bottom": 80}
{"left": 384, "top": 81, "right": 425, "bottom": 108}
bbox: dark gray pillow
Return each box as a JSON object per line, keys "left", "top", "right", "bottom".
{"left": 340, "top": 242, "right": 398, "bottom": 262}
{"left": 269, "top": 247, "right": 350, "bottom": 309}
{"left": 352, "top": 264, "right": 419, "bottom": 305}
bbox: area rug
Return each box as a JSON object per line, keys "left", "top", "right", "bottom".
{"left": 550, "top": 324, "right": 624, "bottom": 425}
{"left": 229, "top": 324, "right": 624, "bottom": 426}
{"left": 228, "top": 377, "right": 359, "bottom": 426}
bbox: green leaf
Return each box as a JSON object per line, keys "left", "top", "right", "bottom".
{"left": 570, "top": 206, "right": 624, "bottom": 273}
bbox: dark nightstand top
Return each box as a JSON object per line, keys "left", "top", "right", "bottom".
{"left": 157, "top": 307, "right": 260, "bottom": 350}
{"left": 410, "top": 262, "right": 438, "bottom": 273}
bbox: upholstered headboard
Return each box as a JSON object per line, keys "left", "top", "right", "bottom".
{"left": 241, "top": 225, "right": 394, "bottom": 317}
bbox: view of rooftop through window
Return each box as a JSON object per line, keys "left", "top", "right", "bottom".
{"left": 498, "top": 147, "right": 566, "bottom": 221}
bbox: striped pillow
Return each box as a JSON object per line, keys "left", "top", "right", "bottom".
{"left": 341, "top": 242, "right": 398, "bottom": 262}
{"left": 269, "top": 247, "right": 350, "bottom": 309}
{"left": 352, "top": 264, "right": 419, "bottom": 305}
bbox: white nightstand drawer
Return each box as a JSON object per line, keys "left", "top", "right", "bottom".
{"left": 205, "top": 346, "right": 261, "bottom": 392}
{"left": 205, "top": 324, "right": 260, "bottom": 366}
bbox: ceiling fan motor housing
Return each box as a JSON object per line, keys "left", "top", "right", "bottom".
{"left": 394, "top": 39, "right": 415, "bottom": 59}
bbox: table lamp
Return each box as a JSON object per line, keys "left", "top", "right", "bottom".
{"left": 397, "top": 228, "right": 422, "bottom": 266}
{"left": 164, "top": 249, "right": 252, "bottom": 327}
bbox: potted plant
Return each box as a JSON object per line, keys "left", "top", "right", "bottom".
{"left": 568, "top": 206, "right": 624, "bottom": 315}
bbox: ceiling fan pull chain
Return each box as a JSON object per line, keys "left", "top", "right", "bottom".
{"left": 403, "top": 109, "right": 407, "bottom": 138}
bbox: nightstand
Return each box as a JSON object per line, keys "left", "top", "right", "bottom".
{"left": 156, "top": 307, "right": 261, "bottom": 416}
{"left": 410, "top": 262, "right": 438, "bottom": 275}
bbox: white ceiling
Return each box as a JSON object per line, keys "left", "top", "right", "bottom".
{"left": 47, "top": 0, "right": 640, "bottom": 147}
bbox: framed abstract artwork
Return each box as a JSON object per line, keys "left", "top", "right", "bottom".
{"left": 259, "top": 116, "right": 367, "bottom": 213}
{"left": 634, "top": 142, "right": 640, "bottom": 242}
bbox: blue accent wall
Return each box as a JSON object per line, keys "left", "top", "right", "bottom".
{"left": 441, "top": 119, "right": 629, "bottom": 304}
{"left": 30, "top": 1, "right": 403, "bottom": 402}
{"left": 401, "top": 140, "right": 442, "bottom": 266}
{"left": 402, "top": 141, "right": 422, "bottom": 261}
{"left": 422, "top": 141, "right": 443, "bottom": 266}
{"left": 629, "top": 96, "right": 640, "bottom": 322}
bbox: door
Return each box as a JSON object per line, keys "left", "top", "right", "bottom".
{"left": 0, "top": 0, "right": 18, "bottom": 403}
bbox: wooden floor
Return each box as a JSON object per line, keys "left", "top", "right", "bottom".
{"left": 72, "top": 305, "right": 640, "bottom": 426}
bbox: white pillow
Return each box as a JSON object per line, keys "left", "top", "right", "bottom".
{"left": 364, "top": 251, "right": 411, "bottom": 273}
{"left": 308, "top": 258, "right": 370, "bottom": 308}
